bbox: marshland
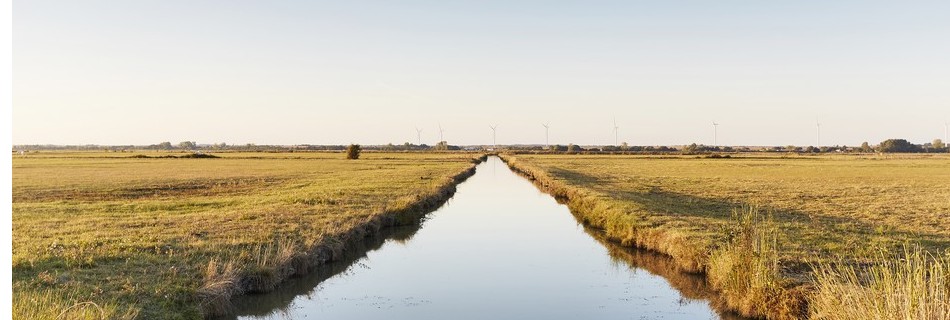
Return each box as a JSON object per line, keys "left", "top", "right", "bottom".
{"left": 11, "top": 2, "right": 950, "bottom": 319}
{"left": 11, "top": 150, "right": 950, "bottom": 319}
{"left": 12, "top": 151, "right": 484, "bottom": 319}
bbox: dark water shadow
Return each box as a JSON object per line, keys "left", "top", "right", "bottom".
{"left": 582, "top": 228, "right": 748, "bottom": 320}
{"left": 215, "top": 225, "right": 422, "bottom": 319}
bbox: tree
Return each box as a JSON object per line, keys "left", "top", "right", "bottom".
{"left": 178, "top": 141, "right": 197, "bottom": 149}
{"left": 567, "top": 143, "right": 577, "bottom": 153}
{"left": 620, "top": 142, "right": 629, "bottom": 151}
{"left": 346, "top": 144, "right": 361, "bottom": 160}
{"left": 860, "top": 142, "right": 873, "bottom": 153}
{"left": 434, "top": 141, "right": 449, "bottom": 151}
{"left": 877, "top": 139, "right": 921, "bottom": 153}
{"left": 158, "top": 141, "right": 173, "bottom": 150}
{"left": 933, "top": 139, "right": 946, "bottom": 150}
{"left": 683, "top": 143, "right": 699, "bottom": 154}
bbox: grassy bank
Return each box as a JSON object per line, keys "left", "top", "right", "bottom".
{"left": 13, "top": 151, "right": 484, "bottom": 319}
{"left": 499, "top": 153, "right": 950, "bottom": 319}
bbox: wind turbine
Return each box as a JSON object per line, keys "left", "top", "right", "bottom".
{"left": 712, "top": 122, "right": 719, "bottom": 146}
{"left": 489, "top": 125, "right": 498, "bottom": 150}
{"left": 816, "top": 117, "right": 821, "bottom": 147}
{"left": 542, "top": 122, "right": 550, "bottom": 149}
{"left": 415, "top": 127, "right": 423, "bottom": 146}
{"left": 944, "top": 121, "right": 948, "bottom": 153}
{"left": 438, "top": 123, "right": 445, "bottom": 142}
{"left": 613, "top": 117, "right": 619, "bottom": 146}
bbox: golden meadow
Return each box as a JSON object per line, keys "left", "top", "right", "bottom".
{"left": 12, "top": 150, "right": 950, "bottom": 319}
{"left": 13, "top": 151, "right": 482, "bottom": 319}
{"left": 501, "top": 153, "right": 950, "bottom": 319}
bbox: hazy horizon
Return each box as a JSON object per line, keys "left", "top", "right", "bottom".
{"left": 14, "top": 1, "right": 950, "bottom": 146}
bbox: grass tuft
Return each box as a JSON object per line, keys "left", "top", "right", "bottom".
{"left": 12, "top": 288, "right": 138, "bottom": 320}
{"left": 197, "top": 258, "right": 241, "bottom": 317}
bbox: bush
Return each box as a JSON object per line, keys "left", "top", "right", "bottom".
{"left": 178, "top": 153, "right": 219, "bottom": 159}
{"left": 346, "top": 144, "right": 361, "bottom": 160}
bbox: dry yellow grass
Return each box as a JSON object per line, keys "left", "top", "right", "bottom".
{"left": 810, "top": 246, "right": 950, "bottom": 320}
{"left": 12, "top": 151, "right": 483, "bottom": 319}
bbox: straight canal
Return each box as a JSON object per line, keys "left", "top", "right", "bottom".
{"left": 228, "top": 156, "right": 747, "bottom": 320}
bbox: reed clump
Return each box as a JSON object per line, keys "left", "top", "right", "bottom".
{"left": 707, "top": 207, "right": 804, "bottom": 319}
{"left": 810, "top": 246, "right": 950, "bottom": 320}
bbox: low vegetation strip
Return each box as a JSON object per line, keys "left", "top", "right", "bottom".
{"left": 499, "top": 153, "right": 950, "bottom": 319}
{"left": 12, "top": 152, "right": 485, "bottom": 319}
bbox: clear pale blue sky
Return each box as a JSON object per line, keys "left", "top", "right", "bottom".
{"left": 13, "top": 1, "right": 950, "bottom": 146}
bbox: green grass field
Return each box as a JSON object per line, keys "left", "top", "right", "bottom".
{"left": 501, "top": 153, "right": 950, "bottom": 319}
{"left": 12, "top": 151, "right": 483, "bottom": 319}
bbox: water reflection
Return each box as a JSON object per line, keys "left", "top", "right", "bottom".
{"left": 583, "top": 229, "right": 746, "bottom": 320}
{"left": 227, "top": 157, "right": 748, "bottom": 320}
{"left": 222, "top": 226, "right": 422, "bottom": 319}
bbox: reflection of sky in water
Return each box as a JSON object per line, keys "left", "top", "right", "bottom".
{"left": 234, "top": 157, "right": 733, "bottom": 320}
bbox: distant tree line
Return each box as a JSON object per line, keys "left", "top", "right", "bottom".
{"left": 12, "top": 141, "right": 467, "bottom": 153}
{"left": 503, "top": 138, "right": 948, "bottom": 155}
{"left": 378, "top": 142, "right": 462, "bottom": 151}
{"left": 13, "top": 138, "right": 948, "bottom": 154}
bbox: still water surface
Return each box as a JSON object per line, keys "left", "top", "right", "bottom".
{"left": 230, "top": 157, "right": 744, "bottom": 320}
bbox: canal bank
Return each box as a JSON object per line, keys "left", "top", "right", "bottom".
{"left": 224, "top": 156, "right": 746, "bottom": 319}
{"left": 498, "top": 154, "right": 807, "bottom": 319}
{"left": 202, "top": 155, "right": 487, "bottom": 317}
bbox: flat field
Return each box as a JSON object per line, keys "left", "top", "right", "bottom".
{"left": 12, "top": 151, "right": 482, "bottom": 319}
{"left": 501, "top": 153, "right": 950, "bottom": 318}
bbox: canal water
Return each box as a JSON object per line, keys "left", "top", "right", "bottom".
{"left": 229, "top": 157, "right": 744, "bottom": 320}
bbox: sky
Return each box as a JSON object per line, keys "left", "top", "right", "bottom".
{"left": 13, "top": 1, "right": 950, "bottom": 146}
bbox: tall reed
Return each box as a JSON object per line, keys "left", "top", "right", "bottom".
{"left": 810, "top": 246, "right": 950, "bottom": 320}
{"left": 707, "top": 206, "right": 789, "bottom": 317}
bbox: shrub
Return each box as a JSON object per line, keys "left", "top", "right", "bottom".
{"left": 178, "top": 153, "right": 219, "bottom": 159}
{"left": 346, "top": 144, "right": 361, "bottom": 160}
